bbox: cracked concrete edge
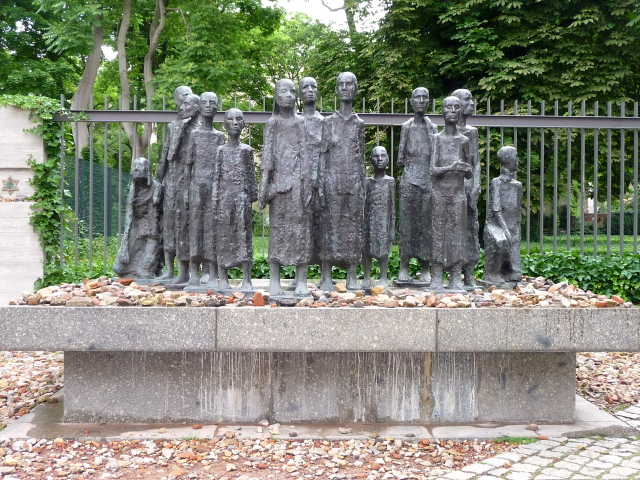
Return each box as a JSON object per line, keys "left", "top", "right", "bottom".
{"left": 1, "top": 392, "right": 636, "bottom": 442}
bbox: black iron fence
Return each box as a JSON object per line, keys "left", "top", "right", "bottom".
{"left": 53, "top": 95, "right": 640, "bottom": 273}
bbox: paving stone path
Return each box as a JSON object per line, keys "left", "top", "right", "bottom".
{"left": 434, "top": 437, "right": 640, "bottom": 480}
{"left": 614, "top": 405, "right": 640, "bottom": 432}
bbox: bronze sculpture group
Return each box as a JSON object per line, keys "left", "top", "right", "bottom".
{"left": 114, "top": 73, "right": 522, "bottom": 293}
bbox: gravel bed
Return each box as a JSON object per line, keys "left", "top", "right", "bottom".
{"left": 8, "top": 275, "right": 635, "bottom": 309}
{"left": 2, "top": 349, "right": 639, "bottom": 479}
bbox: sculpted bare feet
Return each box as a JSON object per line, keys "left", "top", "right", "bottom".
{"left": 269, "top": 280, "right": 285, "bottom": 297}
{"left": 397, "top": 271, "right": 412, "bottom": 282}
{"left": 294, "top": 284, "right": 310, "bottom": 297}
{"left": 170, "top": 274, "right": 189, "bottom": 284}
{"left": 156, "top": 270, "right": 174, "bottom": 281}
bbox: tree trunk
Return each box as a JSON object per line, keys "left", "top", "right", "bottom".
{"left": 118, "top": 0, "right": 168, "bottom": 160}
{"left": 140, "top": 0, "right": 167, "bottom": 150}
{"left": 70, "top": 23, "right": 103, "bottom": 155}
{"left": 344, "top": 4, "right": 357, "bottom": 37}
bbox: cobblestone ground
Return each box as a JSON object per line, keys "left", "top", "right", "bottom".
{"left": 435, "top": 437, "right": 640, "bottom": 480}
{"left": 614, "top": 405, "right": 640, "bottom": 431}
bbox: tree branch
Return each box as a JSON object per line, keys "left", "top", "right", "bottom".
{"left": 319, "top": 0, "right": 345, "bottom": 12}
{"left": 117, "top": 0, "right": 137, "bottom": 151}
{"left": 167, "top": 7, "right": 190, "bottom": 40}
{"left": 141, "top": 0, "right": 167, "bottom": 147}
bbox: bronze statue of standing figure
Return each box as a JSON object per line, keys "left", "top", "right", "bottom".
{"left": 154, "top": 86, "right": 198, "bottom": 284}
{"left": 259, "top": 79, "right": 312, "bottom": 297}
{"left": 318, "top": 72, "right": 366, "bottom": 291}
{"left": 300, "top": 77, "right": 324, "bottom": 274}
{"left": 214, "top": 108, "right": 257, "bottom": 291}
{"left": 397, "top": 87, "right": 438, "bottom": 286}
{"left": 452, "top": 89, "right": 481, "bottom": 288}
{"left": 430, "top": 96, "right": 472, "bottom": 291}
{"left": 483, "top": 146, "right": 523, "bottom": 286}
{"left": 188, "top": 92, "right": 225, "bottom": 287}
{"left": 362, "top": 146, "right": 395, "bottom": 289}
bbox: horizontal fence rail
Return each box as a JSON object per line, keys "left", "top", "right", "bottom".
{"left": 54, "top": 95, "right": 640, "bottom": 278}
{"left": 53, "top": 111, "right": 640, "bottom": 129}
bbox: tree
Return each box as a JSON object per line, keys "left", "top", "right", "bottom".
{"left": 0, "top": 1, "right": 79, "bottom": 97}
{"left": 34, "top": 0, "right": 122, "bottom": 152}
{"left": 371, "top": 0, "right": 640, "bottom": 102}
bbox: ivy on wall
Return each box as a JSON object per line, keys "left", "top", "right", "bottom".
{"left": 0, "top": 95, "right": 71, "bottom": 287}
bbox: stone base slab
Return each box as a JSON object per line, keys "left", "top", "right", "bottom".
{"left": 63, "top": 351, "right": 575, "bottom": 424}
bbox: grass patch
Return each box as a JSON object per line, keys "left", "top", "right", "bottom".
{"left": 493, "top": 437, "right": 539, "bottom": 445}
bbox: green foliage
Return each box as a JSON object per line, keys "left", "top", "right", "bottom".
{"left": 0, "top": 1, "right": 80, "bottom": 97}
{"left": 370, "top": 0, "right": 640, "bottom": 102}
{"left": 523, "top": 252, "right": 640, "bottom": 303}
{"left": 0, "top": 94, "right": 75, "bottom": 288}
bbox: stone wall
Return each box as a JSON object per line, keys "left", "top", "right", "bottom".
{"left": 0, "top": 106, "right": 45, "bottom": 305}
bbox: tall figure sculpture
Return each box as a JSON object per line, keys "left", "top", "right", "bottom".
{"left": 483, "top": 146, "right": 522, "bottom": 285}
{"left": 188, "top": 92, "right": 225, "bottom": 287}
{"left": 214, "top": 108, "right": 257, "bottom": 291}
{"left": 300, "top": 76, "right": 324, "bottom": 274}
{"left": 452, "top": 89, "right": 481, "bottom": 287}
{"left": 397, "top": 87, "right": 438, "bottom": 285}
{"left": 113, "top": 157, "right": 162, "bottom": 279}
{"left": 430, "top": 96, "right": 472, "bottom": 290}
{"left": 318, "top": 72, "right": 365, "bottom": 291}
{"left": 362, "top": 147, "right": 395, "bottom": 289}
{"left": 259, "top": 79, "right": 312, "bottom": 296}
{"left": 154, "top": 85, "right": 194, "bottom": 283}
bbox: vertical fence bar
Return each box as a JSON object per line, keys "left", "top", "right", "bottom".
{"left": 634, "top": 102, "right": 639, "bottom": 255}
{"left": 74, "top": 118, "right": 80, "bottom": 268}
{"left": 539, "top": 101, "right": 545, "bottom": 253}
{"left": 526, "top": 100, "right": 531, "bottom": 254}
{"left": 262, "top": 96, "right": 266, "bottom": 259}
{"left": 376, "top": 97, "right": 380, "bottom": 146}
{"left": 606, "top": 102, "right": 612, "bottom": 256}
{"left": 500, "top": 99, "right": 504, "bottom": 147}
{"left": 133, "top": 95, "right": 138, "bottom": 161}
{"left": 485, "top": 99, "right": 491, "bottom": 214}
{"left": 513, "top": 100, "right": 518, "bottom": 146}
{"left": 103, "top": 95, "right": 109, "bottom": 272}
{"left": 118, "top": 95, "right": 123, "bottom": 239}
{"left": 362, "top": 97, "right": 365, "bottom": 114}
{"left": 147, "top": 96, "right": 152, "bottom": 162}
{"left": 580, "top": 101, "right": 586, "bottom": 255}
{"left": 552, "top": 100, "right": 558, "bottom": 252}
{"left": 390, "top": 98, "right": 394, "bottom": 176}
{"left": 88, "top": 95, "right": 94, "bottom": 272}
{"left": 566, "top": 101, "right": 572, "bottom": 250}
{"left": 593, "top": 101, "right": 599, "bottom": 257}
{"left": 620, "top": 102, "right": 626, "bottom": 255}
{"left": 59, "top": 95, "right": 66, "bottom": 267}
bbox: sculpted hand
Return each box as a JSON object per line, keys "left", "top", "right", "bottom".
{"left": 121, "top": 249, "right": 130, "bottom": 264}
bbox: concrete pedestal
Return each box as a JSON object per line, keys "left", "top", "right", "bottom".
{"left": 2, "top": 305, "right": 634, "bottom": 425}
{"left": 64, "top": 351, "right": 575, "bottom": 424}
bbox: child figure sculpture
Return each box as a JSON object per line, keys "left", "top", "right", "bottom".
{"left": 214, "top": 108, "right": 257, "bottom": 291}
{"left": 483, "top": 146, "right": 523, "bottom": 285}
{"left": 430, "top": 96, "right": 472, "bottom": 290}
{"left": 362, "top": 146, "right": 396, "bottom": 289}
{"left": 113, "top": 157, "right": 162, "bottom": 279}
